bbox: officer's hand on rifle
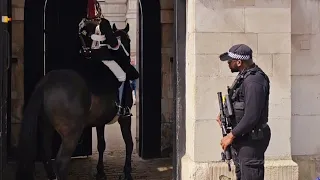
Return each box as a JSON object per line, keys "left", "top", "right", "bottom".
{"left": 216, "top": 113, "right": 222, "bottom": 127}
{"left": 220, "top": 132, "right": 235, "bottom": 151}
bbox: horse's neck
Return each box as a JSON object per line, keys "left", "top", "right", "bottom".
{"left": 115, "top": 53, "right": 130, "bottom": 63}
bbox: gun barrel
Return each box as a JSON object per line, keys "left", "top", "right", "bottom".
{"left": 218, "top": 92, "right": 228, "bottom": 136}
{"left": 217, "top": 91, "right": 233, "bottom": 172}
{"left": 217, "top": 92, "right": 223, "bottom": 113}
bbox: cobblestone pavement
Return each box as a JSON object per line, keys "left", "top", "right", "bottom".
{"left": 4, "top": 150, "right": 173, "bottom": 180}
{"left": 3, "top": 106, "right": 173, "bottom": 180}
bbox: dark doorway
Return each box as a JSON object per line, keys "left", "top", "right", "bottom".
{"left": 137, "top": 0, "right": 162, "bottom": 159}
{"left": 24, "top": 0, "right": 92, "bottom": 158}
{"left": 0, "top": 0, "right": 12, "bottom": 177}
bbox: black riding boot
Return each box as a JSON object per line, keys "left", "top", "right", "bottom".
{"left": 117, "top": 82, "right": 131, "bottom": 117}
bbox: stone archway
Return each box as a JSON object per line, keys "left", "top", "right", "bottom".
{"left": 7, "top": 0, "right": 175, "bottom": 179}
{"left": 10, "top": 0, "right": 177, "bottom": 160}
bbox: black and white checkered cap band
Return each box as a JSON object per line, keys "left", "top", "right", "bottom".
{"left": 228, "top": 51, "right": 251, "bottom": 60}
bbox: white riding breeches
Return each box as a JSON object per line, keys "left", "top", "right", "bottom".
{"left": 102, "top": 60, "right": 126, "bottom": 82}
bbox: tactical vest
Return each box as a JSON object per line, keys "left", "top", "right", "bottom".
{"left": 229, "top": 66, "right": 270, "bottom": 128}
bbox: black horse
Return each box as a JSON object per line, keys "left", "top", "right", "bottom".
{"left": 15, "top": 19, "right": 138, "bottom": 180}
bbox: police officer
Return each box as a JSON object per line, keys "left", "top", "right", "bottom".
{"left": 217, "top": 44, "right": 271, "bottom": 180}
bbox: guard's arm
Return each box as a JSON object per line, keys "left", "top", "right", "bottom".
{"left": 231, "top": 81, "right": 266, "bottom": 137}
{"left": 100, "top": 18, "right": 119, "bottom": 48}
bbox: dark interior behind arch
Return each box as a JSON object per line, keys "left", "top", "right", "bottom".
{"left": 24, "top": 0, "right": 92, "bottom": 158}
{"left": 137, "top": 0, "right": 162, "bottom": 159}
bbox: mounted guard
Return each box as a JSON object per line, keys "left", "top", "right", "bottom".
{"left": 16, "top": 0, "right": 137, "bottom": 179}
{"left": 78, "top": 0, "right": 139, "bottom": 117}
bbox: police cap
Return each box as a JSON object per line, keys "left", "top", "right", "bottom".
{"left": 219, "top": 44, "right": 253, "bottom": 61}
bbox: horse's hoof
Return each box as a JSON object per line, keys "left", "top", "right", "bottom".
{"left": 96, "top": 173, "right": 107, "bottom": 180}
{"left": 118, "top": 173, "right": 133, "bottom": 180}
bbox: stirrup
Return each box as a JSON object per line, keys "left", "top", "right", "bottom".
{"left": 116, "top": 103, "right": 132, "bottom": 117}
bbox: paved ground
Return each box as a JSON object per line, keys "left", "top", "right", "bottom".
{"left": 3, "top": 105, "right": 173, "bottom": 180}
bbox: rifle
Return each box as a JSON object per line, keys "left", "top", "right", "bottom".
{"left": 217, "top": 91, "right": 234, "bottom": 171}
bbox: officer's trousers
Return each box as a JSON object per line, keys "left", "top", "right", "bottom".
{"left": 232, "top": 125, "right": 271, "bottom": 180}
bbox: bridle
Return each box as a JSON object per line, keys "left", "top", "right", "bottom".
{"left": 113, "top": 29, "right": 131, "bottom": 57}
{"left": 114, "top": 29, "right": 130, "bottom": 40}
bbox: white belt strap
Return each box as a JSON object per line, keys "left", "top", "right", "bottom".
{"left": 102, "top": 60, "right": 126, "bottom": 82}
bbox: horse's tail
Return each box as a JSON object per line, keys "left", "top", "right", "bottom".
{"left": 15, "top": 80, "right": 45, "bottom": 180}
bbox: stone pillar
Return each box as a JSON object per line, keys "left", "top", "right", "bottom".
{"left": 160, "top": 0, "right": 174, "bottom": 157}
{"left": 10, "top": 0, "right": 25, "bottom": 148}
{"left": 291, "top": 0, "right": 320, "bottom": 179}
{"left": 126, "top": 0, "right": 137, "bottom": 57}
{"left": 181, "top": 0, "right": 298, "bottom": 179}
{"left": 99, "top": 0, "right": 127, "bottom": 28}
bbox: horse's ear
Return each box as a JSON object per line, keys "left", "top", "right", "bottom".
{"left": 112, "top": 23, "right": 117, "bottom": 31}
{"left": 124, "top": 23, "right": 129, "bottom": 33}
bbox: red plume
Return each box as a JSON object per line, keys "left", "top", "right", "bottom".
{"left": 87, "top": 0, "right": 96, "bottom": 19}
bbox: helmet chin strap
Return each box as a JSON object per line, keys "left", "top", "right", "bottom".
{"left": 90, "top": 25, "right": 105, "bottom": 49}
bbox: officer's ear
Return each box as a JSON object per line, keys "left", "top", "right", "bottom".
{"left": 236, "top": 60, "right": 242, "bottom": 67}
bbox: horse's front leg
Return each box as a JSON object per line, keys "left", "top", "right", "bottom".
{"left": 96, "top": 125, "right": 107, "bottom": 180}
{"left": 118, "top": 116, "right": 133, "bottom": 180}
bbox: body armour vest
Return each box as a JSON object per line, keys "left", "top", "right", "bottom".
{"left": 229, "top": 65, "right": 270, "bottom": 128}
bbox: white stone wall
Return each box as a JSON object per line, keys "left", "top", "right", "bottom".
{"left": 126, "top": 0, "right": 137, "bottom": 55}
{"left": 291, "top": 0, "right": 320, "bottom": 155}
{"left": 291, "top": 0, "right": 320, "bottom": 179}
{"left": 99, "top": 0, "right": 128, "bottom": 28}
{"left": 10, "top": 0, "right": 25, "bottom": 147}
{"left": 186, "top": 0, "right": 292, "bottom": 161}
{"left": 182, "top": 0, "right": 298, "bottom": 179}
